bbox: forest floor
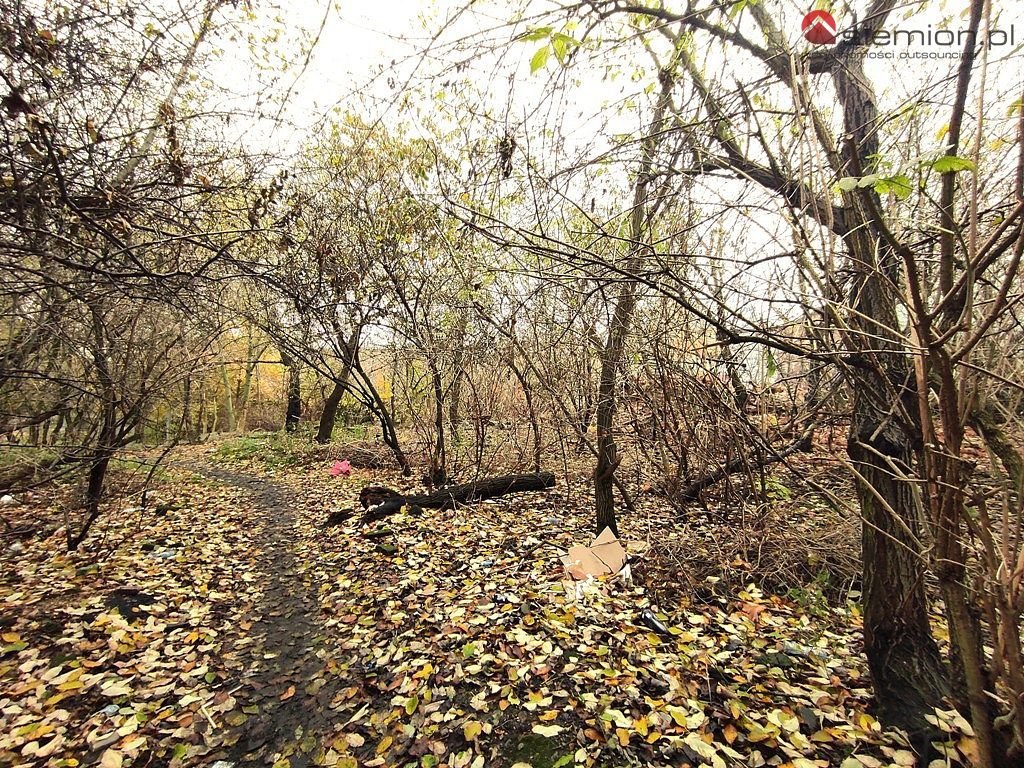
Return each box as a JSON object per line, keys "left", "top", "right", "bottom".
{"left": 0, "top": 437, "right": 973, "bottom": 768}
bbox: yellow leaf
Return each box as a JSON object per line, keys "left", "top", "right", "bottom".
{"left": 615, "top": 728, "right": 630, "bottom": 746}
{"left": 463, "top": 721, "right": 483, "bottom": 741}
{"left": 99, "top": 750, "right": 123, "bottom": 768}
{"left": 666, "top": 705, "right": 688, "bottom": 727}
{"left": 957, "top": 736, "right": 980, "bottom": 764}
{"left": 723, "top": 723, "right": 738, "bottom": 744}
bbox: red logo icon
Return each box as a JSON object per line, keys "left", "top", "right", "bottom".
{"left": 802, "top": 10, "right": 837, "bottom": 45}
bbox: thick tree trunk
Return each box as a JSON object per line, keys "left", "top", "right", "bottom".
{"left": 843, "top": 215, "right": 952, "bottom": 758}
{"left": 316, "top": 379, "right": 347, "bottom": 444}
{"left": 358, "top": 472, "right": 555, "bottom": 523}
{"left": 823, "top": 26, "right": 953, "bottom": 752}
{"left": 848, "top": 408, "right": 949, "bottom": 751}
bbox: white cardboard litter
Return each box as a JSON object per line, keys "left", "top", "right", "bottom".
{"left": 561, "top": 527, "right": 628, "bottom": 580}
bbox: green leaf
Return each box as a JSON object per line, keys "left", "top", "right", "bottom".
{"left": 518, "top": 26, "right": 552, "bottom": 42}
{"left": 405, "top": 695, "right": 419, "bottom": 715}
{"left": 530, "top": 45, "right": 550, "bottom": 73}
{"left": 873, "top": 174, "right": 912, "bottom": 200}
{"left": 835, "top": 177, "right": 859, "bottom": 192}
{"left": 552, "top": 35, "right": 567, "bottom": 64}
{"left": 931, "top": 155, "right": 976, "bottom": 173}
{"left": 728, "top": 0, "right": 749, "bottom": 18}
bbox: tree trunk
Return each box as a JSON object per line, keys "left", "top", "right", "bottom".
{"left": 817, "top": 21, "right": 953, "bottom": 750}
{"left": 279, "top": 349, "right": 302, "bottom": 432}
{"left": 594, "top": 288, "right": 636, "bottom": 537}
{"left": 316, "top": 379, "right": 347, "bottom": 443}
{"left": 68, "top": 304, "right": 118, "bottom": 550}
{"left": 220, "top": 364, "right": 237, "bottom": 432}
{"left": 351, "top": 355, "right": 411, "bottom": 475}
{"left": 849, "top": 406, "right": 949, "bottom": 751}
{"left": 182, "top": 376, "right": 194, "bottom": 442}
{"left": 593, "top": 65, "right": 675, "bottom": 536}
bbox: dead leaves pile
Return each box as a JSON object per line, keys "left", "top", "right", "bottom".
{"left": 0, "top": 452, "right": 970, "bottom": 767}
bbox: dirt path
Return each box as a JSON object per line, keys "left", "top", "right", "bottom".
{"left": 198, "top": 466, "right": 341, "bottom": 766}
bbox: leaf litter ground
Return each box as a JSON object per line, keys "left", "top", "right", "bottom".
{"left": 2, "top": 446, "right": 931, "bottom": 768}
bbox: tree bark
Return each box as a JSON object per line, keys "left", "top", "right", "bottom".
{"left": 829, "top": 36, "right": 953, "bottom": 752}
{"left": 279, "top": 349, "right": 302, "bottom": 432}
{"left": 316, "top": 379, "right": 347, "bottom": 444}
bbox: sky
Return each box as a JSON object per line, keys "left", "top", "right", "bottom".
{"left": 199, "top": 1, "right": 1024, "bottom": 307}
{"left": 198, "top": 0, "right": 1023, "bottom": 197}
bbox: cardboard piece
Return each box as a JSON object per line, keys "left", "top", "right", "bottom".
{"left": 561, "top": 527, "right": 628, "bottom": 580}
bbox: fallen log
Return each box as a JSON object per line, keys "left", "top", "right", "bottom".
{"left": 361, "top": 471, "right": 555, "bottom": 523}
{"left": 677, "top": 424, "right": 816, "bottom": 502}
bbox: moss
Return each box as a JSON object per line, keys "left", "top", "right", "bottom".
{"left": 211, "top": 432, "right": 301, "bottom": 468}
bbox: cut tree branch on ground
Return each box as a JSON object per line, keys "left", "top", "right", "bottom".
{"left": 678, "top": 425, "right": 817, "bottom": 502}
{"left": 350, "top": 472, "right": 556, "bottom": 524}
